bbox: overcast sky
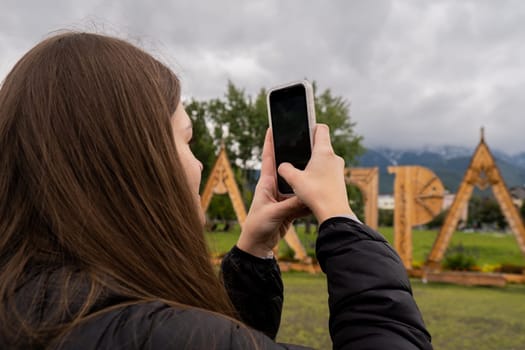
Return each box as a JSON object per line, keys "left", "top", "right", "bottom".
{"left": 1, "top": 0, "right": 524, "bottom": 154}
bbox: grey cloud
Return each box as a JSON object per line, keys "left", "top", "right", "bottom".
{"left": 1, "top": 0, "right": 524, "bottom": 153}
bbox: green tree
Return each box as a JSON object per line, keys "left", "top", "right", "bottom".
{"left": 211, "top": 82, "right": 267, "bottom": 170}
{"left": 313, "top": 83, "right": 364, "bottom": 166}
{"left": 184, "top": 99, "right": 218, "bottom": 191}
{"left": 467, "top": 196, "right": 507, "bottom": 230}
{"left": 467, "top": 196, "right": 482, "bottom": 229}
{"left": 378, "top": 209, "right": 394, "bottom": 227}
{"left": 426, "top": 209, "right": 449, "bottom": 229}
{"left": 207, "top": 195, "right": 236, "bottom": 223}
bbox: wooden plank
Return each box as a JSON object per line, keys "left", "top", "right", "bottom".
{"left": 345, "top": 167, "right": 379, "bottom": 230}
{"left": 424, "top": 271, "right": 506, "bottom": 287}
{"left": 278, "top": 261, "right": 320, "bottom": 274}
{"left": 503, "top": 273, "right": 525, "bottom": 284}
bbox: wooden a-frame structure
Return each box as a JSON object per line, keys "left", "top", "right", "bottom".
{"left": 201, "top": 145, "right": 309, "bottom": 261}
{"left": 201, "top": 146, "right": 247, "bottom": 224}
{"left": 426, "top": 130, "right": 525, "bottom": 269}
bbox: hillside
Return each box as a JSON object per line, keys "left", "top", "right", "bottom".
{"left": 356, "top": 146, "right": 525, "bottom": 194}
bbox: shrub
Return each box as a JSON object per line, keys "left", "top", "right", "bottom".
{"left": 412, "top": 260, "right": 424, "bottom": 269}
{"left": 378, "top": 209, "right": 393, "bottom": 227}
{"left": 481, "top": 264, "right": 501, "bottom": 273}
{"left": 443, "top": 244, "right": 478, "bottom": 271}
{"left": 279, "top": 244, "right": 296, "bottom": 261}
{"left": 426, "top": 209, "right": 448, "bottom": 229}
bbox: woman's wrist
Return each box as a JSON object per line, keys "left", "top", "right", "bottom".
{"left": 236, "top": 235, "right": 275, "bottom": 259}
{"left": 314, "top": 204, "right": 355, "bottom": 224}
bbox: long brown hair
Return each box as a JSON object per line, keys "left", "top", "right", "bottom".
{"left": 0, "top": 32, "right": 236, "bottom": 346}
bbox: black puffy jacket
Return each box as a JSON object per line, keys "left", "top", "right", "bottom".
{"left": 3, "top": 217, "right": 432, "bottom": 349}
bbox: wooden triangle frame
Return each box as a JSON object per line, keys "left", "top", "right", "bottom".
{"left": 426, "top": 130, "right": 525, "bottom": 269}
{"left": 201, "top": 145, "right": 309, "bottom": 261}
{"left": 201, "top": 146, "right": 247, "bottom": 224}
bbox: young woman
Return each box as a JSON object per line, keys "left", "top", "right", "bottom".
{"left": 0, "top": 32, "right": 432, "bottom": 349}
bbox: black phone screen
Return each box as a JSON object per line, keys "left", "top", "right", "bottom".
{"left": 269, "top": 84, "right": 312, "bottom": 194}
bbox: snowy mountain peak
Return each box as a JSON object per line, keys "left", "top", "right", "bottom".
{"left": 371, "top": 145, "right": 474, "bottom": 162}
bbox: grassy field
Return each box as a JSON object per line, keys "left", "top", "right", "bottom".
{"left": 278, "top": 272, "right": 525, "bottom": 350}
{"left": 207, "top": 225, "right": 525, "bottom": 349}
{"left": 206, "top": 225, "right": 525, "bottom": 268}
{"left": 380, "top": 226, "right": 525, "bottom": 268}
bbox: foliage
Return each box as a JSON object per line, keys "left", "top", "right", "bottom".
{"left": 480, "top": 263, "right": 501, "bottom": 273}
{"left": 185, "top": 99, "right": 218, "bottom": 191}
{"left": 425, "top": 209, "right": 448, "bottom": 229}
{"left": 205, "top": 194, "right": 236, "bottom": 221}
{"left": 347, "top": 184, "right": 364, "bottom": 221}
{"left": 378, "top": 209, "right": 394, "bottom": 227}
{"left": 312, "top": 82, "right": 364, "bottom": 166}
{"left": 467, "top": 196, "right": 507, "bottom": 230}
{"left": 207, "top": 83, "right": 268, "bottom": 174}
{"left": 279, "top": 244, "right": 296, "bottom": 261}
{"left": 442, "top": 244, "right": 478, "bottom": 271}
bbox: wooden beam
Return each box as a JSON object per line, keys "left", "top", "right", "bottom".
{"left": 344, "top": 167, "right": 379, "bottom": 230}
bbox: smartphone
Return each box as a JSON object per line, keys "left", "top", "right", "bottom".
{"left": 267, "top": 80, "right": 316, "bottom": 196}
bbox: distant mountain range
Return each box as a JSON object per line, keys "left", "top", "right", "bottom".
{"left": 356, "top": 146, "right": 525, "bottom": 194}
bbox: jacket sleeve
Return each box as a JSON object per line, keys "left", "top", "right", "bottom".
{"left": 316, "top": 217, "right": 433, "bottom": 350}
{"left": 220, "top": 245, "right": 283, "bottom": 340}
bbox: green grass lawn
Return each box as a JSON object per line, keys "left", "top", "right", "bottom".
{"left": 380, "top": 226, "right": 525, "bottom": 268}
{"left": 205, "top": 225, "right": 317, "bottom": 259}
{"left": 206, "top": 225, "right": 525, "bottom": 268}
{"left": 278, "top": 272, "right": 525, "bottom": 350}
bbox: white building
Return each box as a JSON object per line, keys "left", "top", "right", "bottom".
{"left": 378, "top": 195, "right": 395, "bottom": 210}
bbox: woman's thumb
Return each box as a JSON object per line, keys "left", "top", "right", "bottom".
{"left": 278, "top": 162, "right": 301, "bottom": 189}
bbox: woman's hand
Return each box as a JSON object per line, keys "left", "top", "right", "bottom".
{"left": 237, "top": 129, "right": 309, "bottom": 258}
{"left": 278, "top": 124, "right": 356, "bottom": 223}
